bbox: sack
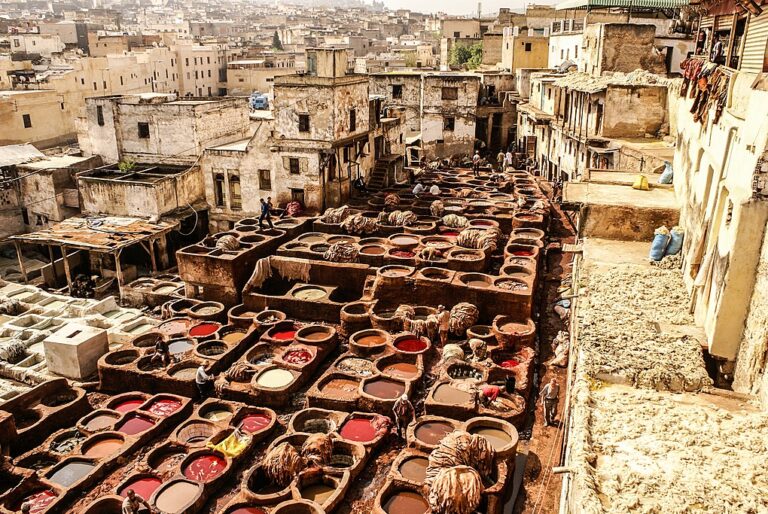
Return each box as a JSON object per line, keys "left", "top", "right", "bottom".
{"left": 658, "top": 163, "right": 673, "bottom": 184}
{"left": 649, "top": 226, "right": 670, "bottom": 261}
{"left": 633, "top": 175, "right": 650, "bottom": 191}
{"left": 665, "top": 226, "right": 685, "bottom": 256}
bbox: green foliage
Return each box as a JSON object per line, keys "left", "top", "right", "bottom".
{"left": 272, "top": 31, "right": 284, "bottom": 51}
{"left": 117, "top": 158, "right": 135, "bottom": 173}
{"left": 404, "top": 52, "right": 418, "bottom": 68}
{"left": 449, "top": 42, "right": 483, "bottom": 70}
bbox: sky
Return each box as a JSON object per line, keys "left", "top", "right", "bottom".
{"left": 381, "top": 0, "right": 558, "bottom": 16}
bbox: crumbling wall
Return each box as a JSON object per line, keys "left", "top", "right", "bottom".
{"left": 369, "top": 74, "right": 423, "bottom": 134}
{"left": 602, "top": 85, "right": 668, "bottom": 138}
{"left": 583, "top": 23, "right": 666, "bottom": 76}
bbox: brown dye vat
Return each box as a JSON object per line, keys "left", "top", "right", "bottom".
{"left": 398, "top": 457, "right": 428, "bottom": 482}
{"left": 363, "top": 378, "right": 405, "bottom": 399}
{"left": 360, "top": 245, "right": 386, "bottom": 255}
{"left": 383, "top": 491, "right": 429, "bottom": 514}
{"left": 357, "top": 334, "right": 386, "bottom": 346}
{"left": 82, "top": 436, "right": 124, "bottom": 458}
{"left": 84, "top": 412, "right": 119, "bottom": 431}
{"left": 170, "top": 365, "right": 198, "bottom": 380}
{"left": 48, "top": 460, "right": 95, "bottom": 487}
{"left": 469, "top": 426, "right": 512, "bottom": 451}
{"left": 495, "top": 278, "right": 529, "bottom": 292}
{"left": 15, "top": 409, "right": 41, "bottom": 429}
{"left": 300, "top": 484, "right": 335, "bottom": 504}
{"left": 414, "top": 421, "right": 453, "bottom": 445}
{"left": 321, "top": 378, "right": 360, "bottom": 399}
{"left": 154, "top": 480, "right": 200, "bottom": 513}
{"left": 433, "top": 383, "right": 473, "bottom": 405}
{"left": 337, "top": 357, "right": 375, "bottom": 376}
{"left": 220, "top": 330, "right": 246, "bottom": 344}
{"left": 150, "top": 449, "right": 187, "bottom": 473}
{"left": 381, "top": 362, "right": 419, "bottom": 380}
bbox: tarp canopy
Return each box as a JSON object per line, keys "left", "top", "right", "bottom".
{"left": 556, "top": 0, "right": 690, "bottom": 9}
{"left": 0, "top": 144, "right": 45, "bottom": 168}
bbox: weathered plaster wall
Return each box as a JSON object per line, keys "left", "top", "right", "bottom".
{"left": 603, "top": 85, "right": 668, "bottom": 138}
{"left": 370, "top": 74, "right": 423, "bottom": 134}
{"left": 584, "top": 23, "right": 666, "bottom": 76}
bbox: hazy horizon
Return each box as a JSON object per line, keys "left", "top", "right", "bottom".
{"left": 381, "top": 0, "right": 559, "bottom": 16}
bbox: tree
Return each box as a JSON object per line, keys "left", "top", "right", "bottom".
{"left": 272, "top": 31, "right": 284, "bottom": 51}
{"left": 449, "top": 42, "right": 483, "bottom": 70}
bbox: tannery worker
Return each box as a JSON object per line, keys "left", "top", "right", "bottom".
{"left": 121, "top": 489, "right": 155, "bottom": 514}
{"left": 480, "top": 383, "right": 501, "bottom": 404}
{"left": 429, "top": 183, "right": 440, "bottom": 195}
{"left": 496, "top": 150, "right": 505, "bottom": 171}
{"left": 472, "top": 151, "right": 481, "bottom": 177}
{"left": 539, "top": 377, "right": 560, "bottom": 426}
{"left": 151, "top": 338, "right": 171, "bottom": 367}
{"left": 412, "top": 182, "right": 425, "bottom": 195}
{"left": 259, "top": 197, "right": 274, "bottom": 230}
{"left": 392, "top": 394, "right": 415, "bottom": 438}
{"left": 436, "top": 305, "right": 450, "bottom": 346}
{"left": 196, "top": 365, "right": 215, "bottom": 398}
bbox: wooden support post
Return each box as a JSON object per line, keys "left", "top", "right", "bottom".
{"left": 47, "top": 245, "right": 58, "bottom": 284}
{"left": 148, "top": 238, "right": 158, "bottom": 273}
{"left": 61, "top": 245, "right": 73, "bottom": 294}
{"left": 114, "top": 249, "right": 125, "bottom": 302}
{"left": 14, "top": 241, "right": 27, "bottom": 284}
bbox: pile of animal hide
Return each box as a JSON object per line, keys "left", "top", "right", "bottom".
{"left": 243, "top": 257, "right": 272, "bottom": 292}
{"left": 378, "top": 210, "right": 418, "bottom": 227}
{"left": 418, "top": 246, "right": 442, "bottom": 261}
{"left": 457, "top": 227, "right": 502, "bottom": 252}
{"left": 441, "top": 344, "right": 465, "bottom": 363}
{"left": 384, "top": 193, "right": 400, "bottom": 208}
{"left": 442, "top": 214, "right": 468, "bottom": 228}
{"left": 262, "top": 443, "right": 306, "bottom": 487}
{"left": 0, "top": 299, "right": 23, "bottom": 316}
{"left": 324, "top": 242, "right": 359, "bottom": 263}
{"left": 341, "top": 213, "right": 378, "bottom": 235}
{"left": 428, "top": 466, "right": 484, "bottom": 514}
{"left": 449, "top": 302, "right": 479, "bottom": 336}
{"left": 284, "top": 201, "right": 303, "bottom": 217}
{"left": 301, "top": 433, "right": 333, "bottom": 468}
{"left": 0, "top": 340, "right": 27, "bottom": 364}
{"left": 321, "top": 206, "right": 350, "bottom": 224}
{"left": 215, "top": 234, "right": 240, "bottom": 251}
{"left": 222, "top": 361, "right": 257, "bottom": 382}
{"left": 430, "top": 200, "right": 445, "bottom": 217}
{"left": 404, "top": 316, "right": 437, "bottom": 340}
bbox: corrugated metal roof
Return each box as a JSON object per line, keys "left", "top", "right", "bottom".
{"left": 0, "top": 144, "right": 45, "bottom": 168}
{"left": 556, "top": 0, "right": 690, "bottom": 9}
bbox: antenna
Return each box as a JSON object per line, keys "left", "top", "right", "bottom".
{"left": 478, "top": 1, "right": 482, "bottom": 17}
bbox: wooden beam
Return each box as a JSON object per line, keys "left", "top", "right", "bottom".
{"left": 14, "top": 241, "right": 27, "bottom": 284}
{"left": 114, "top": 249, "right": 125, "bottom": 302}
{"left": 47, "top": 245, "right": 58, "bottom": 284}
{"left": 148, "top": 238, "right": 158, "bottom": 273}
{"left": 61, "top": 245, "right": 73, "bottom": 294}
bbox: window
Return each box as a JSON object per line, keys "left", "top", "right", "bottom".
{"left": 138, "top": 122, "right": 150, "bottom": 139}
{"left": 96, "top": 106, "right": 104, "bottom": 126}
{"left": 453, "top": 31, "right": 460, "bottom": 38}
{"left": 763, "top": 38, "right": 768, "bottom": 72}
{"left": 560, "top": 49, "right": 564, "bottom": 59}
{"left": 349, "top": 109, "right": 356, "bottom": 132}
{"left": 291, "top": 188, "right": 305, "bottom": 204}
{"left": 120, "top": 76, "right": 123, "bottom": 85}
{"left": 298, "top": 114, "right": 310, "bottom": 132}
{"left": 22, "top": 114, "right": 31, "bottom": 128}
{"left": 442, "top": 87, "right": 458, "bottom": 100}
{"left": 443, "top": 116, "right": 455, "bottom": 132}
{"left": 259, "top": 169, "right": 271, "bottom": 190}
{"left": 93, "top": 81, "right": 97, "bottom": 91}
{"left": 574, "top": 45, "right": 578, "bottom": 58}
{"left": 13, "top": 39, "right": 20, "bottom": 47}
{"left": 207, "top": 70, "right": 211, "bottom": 77}
{"left": 229, "top": 175, "right": 242, "bottom": 210}
{"left": 207, "top": 56, "right": 210, "bottom": 64}
{"left": 289, "top": 158, "right": 300, "bottom": 174}
{"left": 214, "top": 173, "right": 225, "bottom": 206}
{"left": 524, "top": 42, "right": 532, "bottom": 52}
{"left": 185, "top": 58, "right": 189, "bottom": 66}
{"left": 392, "top": 84, "right": 403, "bottom": 99}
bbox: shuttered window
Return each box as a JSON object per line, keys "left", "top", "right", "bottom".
{"left": 741, "top": 13, "right": 768, "bottom": 73}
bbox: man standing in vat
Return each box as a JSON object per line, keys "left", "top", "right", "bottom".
{"left": 392, "top": 394, "right": 415, "bottom": 438}
{"left": 196, "top": 365, "right": 216, "bottom": 398}
{"left": 539, "top": 377, "right": 560, "bottom": 427}
{"left": 436, "top": 305, "right": 450, "bottom": 347}
{"left": 259, "top": 197, "right": 274, "bottom": 230}
{"left": 121, "top": 489, "right": 156, "bottom": 514}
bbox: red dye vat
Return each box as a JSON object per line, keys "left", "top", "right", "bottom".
{"left": 271, "top": 330, "right": 296, "bottom": 341}
{"left": 391, "top": 250, "right": 415, "bottom": 258}
{"left": 119, "top": 476, "right": 163, "bottom": 500}
{"left": 473, "top": 220, "right": 493, "bottom": 226}
{"left": 113, "top": 399, "right": 144, "bottom": 413}
{"left": 146, "top": 398, "right": 182, "bottom": 417}
{"left": 19, "top": 490, "right": 57, "bottom": 513}
{"left": 441, "top": 231, "right": 460, "bottom": 237}
{"left": 395, "top": 338, "right": 427, "bottom": 353}
{"left": 239, "top": 413, "right": 272, "bottom": 434}
{"left": 283, "top": 350, "right": 312, "bottom": 365}
{"left": 117, "top": 414, "right": 156, "bottom": 435}
{"left": 500, "top": 359, "right": 520, "bottom": 368}
{"left": 511, "top": 250, "right": 533, "bottom": 256}
{"left": 339, "top": 417, "right": 377, "bottom": 442}
{"left": 183, "top": 454, "right": 227, "bottom": 482}
{"left": 230, "top": 508, "right": 267, "bottom": 514}
{"left": 189, "top": 322, "right": 219, "bottom": 337}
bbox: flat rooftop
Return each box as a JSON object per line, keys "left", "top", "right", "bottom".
{"left": 209, "top": 138, "right": 250, "bottom": 152}
{"left": 564, "top": 181, "right": 677, "bottom": 209}
{"left": 20, "top": 155, "right": 94, "bottom": 170}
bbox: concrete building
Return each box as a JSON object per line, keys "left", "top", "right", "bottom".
{"left": 226, "top": 53, "right": 298, "bottom": 96}
{"left": 582, "top": 23, "right": 668, "bottom": 76}
{"left": 501, "top": 28, "right": 550, "bottom": 72}
{"left": 0, "top": 90, "right": 72, "bottom": 148}
{"left": 9, "top": 33, "right": 66, "bottom": 58}
{"left": 78, "top": 93, "right": 251, "bottom": 165}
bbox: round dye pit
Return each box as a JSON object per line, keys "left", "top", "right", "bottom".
{"left": 398, "top": 457, "right": 428, "bottom": 482}
{"left": 415, "top": 421, "right": 454, "bottom": 446}
{"left": 146, "top": 398, "right": 182, "bottom": 417}
{"left": 238, "top": 413, "right": 272, "bottom": 434}
{"left": 355, "top": 334, "right": 386, "bottom": 347}
{"left": 171, "top": 366, "right": 198, "bottom": 380}
{"left": 116, "top": 414, "right": 156, "bottom": 435}
{"left": 50, "top": 431, "right": 85, "bottom": 454}
{"left": 394, "top": 338, "right": 427, "bottom": 353}
{"left": 337, "top": 357, "right": 374, "bottom": 376}
{"left": 119, "top": 476, "right": 163, "bottom": 500}
{"left": 18, "top": 489, "right": 57, "bottom": 513}
{"left": 500, "top": 359, "right": 520, "bottom": 368}
{"left": 203, "top": 409, "right": 232, "bottom": 422}
{"left": 293, "top": 287, "right": 327, "bottom": 301}
{"left": 230, "top": 508, "right": 267, "bottom": 514}
{"left": 381, "top": 362, "right": 419, "bottom": 380}
{"left": 157, "top": 319, "right": 192, "bottom": 338}
{"left": 510, "top": 250, "right": 533, "bottom": 256}
{"left": 501, "top": 321, "right": 533, "bottom": 335}
{"left": 470, "top": 426, "right": 512, "bottom": 450}
{"left": 153, "top": 452, "right": 186, "bottom": 473}
{"left": 168, "top": 339, "right": 194, "bottom": 355}
{"left": 363, "top": 378, "right": 405, "bottom": 400}
{"left": 256, "top": 368, "right": 294, "bottom": 389}
{"left": 391, "top": 250, "right": 415, "bottom": 258}
{"left": 301, "top": 483, "right": 335, "bottom": 504}
{"left": 221, "top": 331, "right": 246, "bottom": 344}
{"left": 270, "top": 329, "right": 297, "bottom": 341}
{"left": 496, "top": 279, "right": 528, "bottom": 291}
{"left": 84, "top": 413, "right": 119, "bottom": 431}
{"left": 113, "top": 399, "right": 144, "bottom": 413}
{"left": 298, "top": 234, "right": 326, "bottom": 243}
{"left": 189, "top": 322, "right": 220, "bottom": 338}
{"left": 154, "top": 481, "right": 200, "bottom": 513}
{"left": 299, "top": 329, "right": 331, "bottom": 342}
{"left": 48, "top": 460, "right": 95, "bottom": 487}
{"left": 283, "top": 349, "right": 313, "bottom": 365}
{"left": 320, "top": 378, "right": 360, "bottom": 399}
{"left": 383, "top": 491, "right": 429, "bottom": 514}
{"left": 390, "top": 235, "right": 419, "bottom": 246}
{"left": 183, "top": 454, "right": 227, "bottom": 482}
{"left": 360, "top": 245, "right": 385, "bottom": 255}
{"left": 83, "top": 437, "right": 123, "bottom": 458}
{"left": 441, "top": 230, "right": 460, "bottom": 237}
{"left": 339, "top": 417, "right": 377, "bottom": 442}
{"left": 433, "top": 383, "right": 474, "bottom": 405}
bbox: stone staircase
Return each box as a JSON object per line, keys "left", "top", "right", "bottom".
{"left": 366, "top": 163, "right": 388, "bottom": 191}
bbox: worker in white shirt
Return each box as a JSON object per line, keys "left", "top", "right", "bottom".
{"left": 429, "top": 184, "right": 440, "bottom": 195}
{"left": 412, "top": 182, "right": 425, "bottom": 195}
{"left": 196, "top": 365, "right": 215, "bottom": 398}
